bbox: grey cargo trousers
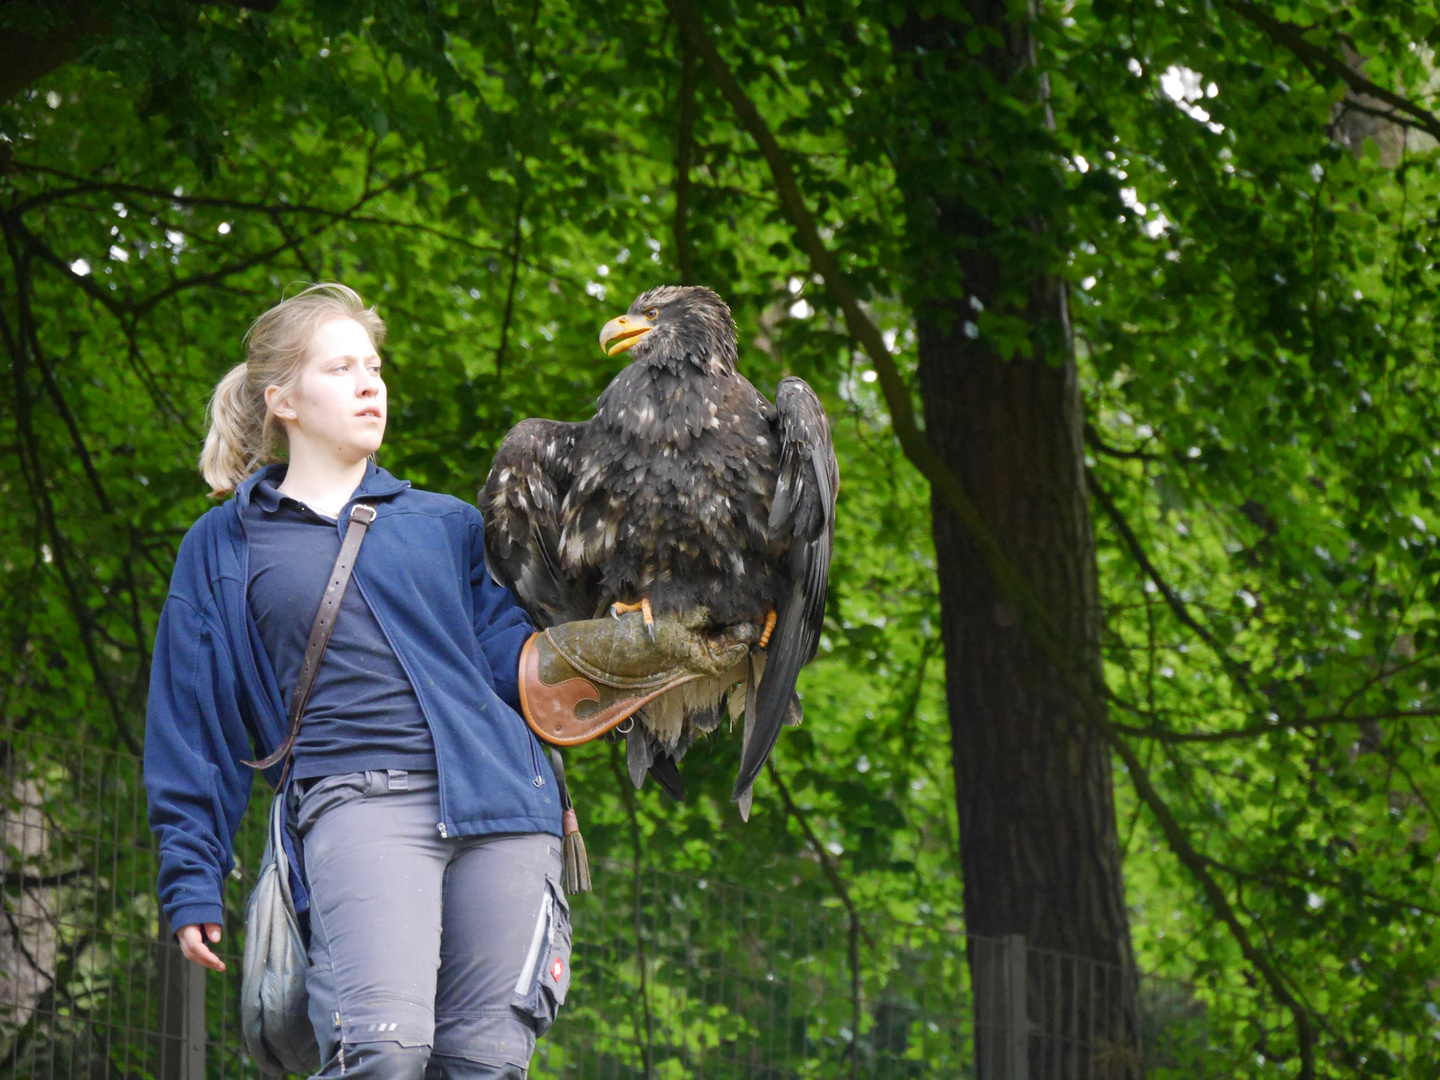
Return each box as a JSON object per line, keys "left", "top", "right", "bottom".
{"left": 292, "top": 770, "right": 572, "bottom": 1079}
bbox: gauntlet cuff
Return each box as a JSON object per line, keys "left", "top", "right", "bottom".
{"left": 517, "top": 611, "right": 758, "bottom": 747}
{"left": 517, "top": 629, "right": 702, "bottom": 747}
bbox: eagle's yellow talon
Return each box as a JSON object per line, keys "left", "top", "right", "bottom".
{"left": 759, "top": 607, "right": 777, "bottom": 649}
{"left": 610, "top": 597, "right": 655, "bottom": 635}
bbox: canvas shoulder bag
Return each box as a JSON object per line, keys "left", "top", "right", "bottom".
{"left": 239, "top": 501, "right": 377, "bottom": 1076}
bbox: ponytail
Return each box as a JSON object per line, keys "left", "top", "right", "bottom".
{"left": 198, "top": 283, "right": 386, "bottom": 497}
{"left": 199, "top": 361, "right": 268, "bottom": 497}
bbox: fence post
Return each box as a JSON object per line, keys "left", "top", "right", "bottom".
{"left": 158, "top": 920, "right": 206, "bottom": 1080}
{"left": 185, "top": 951, "right": 207, "bottom": 1080}
{"left": 1000, "top": 934, "right": 1029, "bottom": 1080}
{"left": 974, "top": 934, "right": 1030, "bottom": 1080}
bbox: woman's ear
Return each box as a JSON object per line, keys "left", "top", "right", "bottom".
{"left": 264, "top": 383, "right": 296, "bottom": 421}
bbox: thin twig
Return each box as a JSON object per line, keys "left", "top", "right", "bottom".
{"left": 11, "top": 171, "right": 425, "bottom": 320}
{"left": 1197, "top": 852, "right": 1440, "bottom": 920}
{"left": 766, "top": 759, "right": 869, "bottom": 1077}
{"left": 1109, "top": 735, "right": 1317, "bottom": 1059}
{"left": 1089, "top": 466, "right": 1253, "bottom": 692}
{"left": 765, "top": 759, "right": 877, "bottom": 953}
{"left": 494, "top": 193, "right": 526, "bottom": 382}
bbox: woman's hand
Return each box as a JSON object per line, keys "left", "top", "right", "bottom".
{"left": 176, "top": 923, "right": 227, "bottom": 972}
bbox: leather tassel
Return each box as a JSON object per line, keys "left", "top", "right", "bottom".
{"left": 561, "top": 809, "right": 592, "bottom": 894}
{"left": 550, "top": 748, "right": 592, "bottom": 894}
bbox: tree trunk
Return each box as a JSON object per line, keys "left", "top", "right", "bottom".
{"left": 0, "top": 2, "right": 107, "bottom": 105}
{"left": 889, "top": 5, "right": 1141, "bottom": 1075}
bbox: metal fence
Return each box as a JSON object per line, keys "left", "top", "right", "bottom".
{"left": 0, "top": 724, "right": 1389, "bottom": 1079}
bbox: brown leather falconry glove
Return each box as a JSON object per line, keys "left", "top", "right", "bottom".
{"left": 517, "top": 609, "right": 758, "bottom": 748}
{"left": 520, "top": 610, "right": 759, "bottom": 895}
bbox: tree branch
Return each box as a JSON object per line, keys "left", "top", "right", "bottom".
{"left": 1083, "top": 422, "right": 1166, "bottom": 463}
{"left": 10, "top": 168, "right": 431, "bottom": 320}
{"left": 21, "top": 301, "right": 165, "bottom": 702}
{"left": 1110, "top": 706, "right": 1440, "bottom": 744}
{"left": 0, "top": 223, "right": 140, "bottom": 755}
{"left": 0, "top": 2, "right": 109, "bottom": 103}
{"left": 766, "top": 759, "right": 877, "bottom": 952}
{"left": 11, "top": 163, "right": 479, "bottom": 256}
{"left": 494, "top": 192, "right": 525, "bottom": 382}
{"left": 25, "top": 327, "right": 114, "bottom": 516}
{"left": 673, "top": 36, "right": 699, "bottom": 286}
{"left": 1089, "top": 466, "right": 1253, "bottom": 693}
{"left": 4, "top": 866, "right": 91, "bottom": 889}
{"left": 1227, "top": 2, "right": 1440, "bottom": 145}
{"left": 767, "top": 758, "right": 870, "bottom": 1078}
{"left": 1109, "top": 735, "right": 1316, "bottom": 1068}
{"left": 1197, "top": 851, "right": 1440, "bottom": 921}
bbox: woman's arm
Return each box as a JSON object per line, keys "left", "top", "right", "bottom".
{"left": 143, "top": 587, "right": 257, "bottom": 942}
{"left": 467, "top": 507, "right": 536, "bottom": 710}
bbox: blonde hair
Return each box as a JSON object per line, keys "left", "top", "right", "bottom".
{"left": 199, "top": 283, "right": 387, "bottom": 497}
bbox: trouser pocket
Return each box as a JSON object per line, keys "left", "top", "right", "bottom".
{"left": 508, "top": 874, "right": 571, "bottom": 1038}
{"left": 293, "top": 772, "right": 376, "bottom": 841}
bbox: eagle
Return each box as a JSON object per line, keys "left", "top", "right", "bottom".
{"left": 480, "top": 285, "right": 838, "bottom": 813}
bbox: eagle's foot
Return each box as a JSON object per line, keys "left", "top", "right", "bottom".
{"left": 610, "top": 597, "right": 656, "bottom": 640}
{"left": 758, "top": 607, "right": 777, "bottom": 650}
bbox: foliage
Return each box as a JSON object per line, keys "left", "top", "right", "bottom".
{"left": 4, "top": 0, "right": 1440, "bottom": 1075}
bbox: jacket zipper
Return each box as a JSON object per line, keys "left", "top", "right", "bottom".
{"left": 528, "top": 731, "right": 545, "bottom": 788}
{"left": 343, "top": 515, "right": 452, "bottom": 841}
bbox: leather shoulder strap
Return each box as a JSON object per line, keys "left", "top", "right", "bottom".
{"left": 246, "top": 502, "right": 378, "bottom": 776}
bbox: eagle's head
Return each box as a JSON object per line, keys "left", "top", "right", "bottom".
{"left": 598, "top": 285, "right": 738, "bottom": 375}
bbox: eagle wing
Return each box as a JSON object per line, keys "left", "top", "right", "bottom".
{"left": 480, "top": 418, "right": 595, "bottom": 627}
{"left": 733, "top": 376, "right": 839, "bottom": 801}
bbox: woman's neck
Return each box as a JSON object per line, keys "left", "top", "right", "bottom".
{"left": 276, "top": 455, "right": 370, "bottom": 519}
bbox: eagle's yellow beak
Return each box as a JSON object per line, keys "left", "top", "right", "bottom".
{"left": 599, "top": 315, "right": 652, "bottom": 357}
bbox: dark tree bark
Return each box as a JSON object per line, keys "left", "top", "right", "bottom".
{"left": 0, "top": 0, "right": 281, "bottom": 104}
{"left": 0, "top": 3, "right": 109, "bottom": 104}
{"left": 889, "top": 4, "right": 1141, "bottom": 1074}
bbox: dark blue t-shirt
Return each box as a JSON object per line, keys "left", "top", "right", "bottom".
{"left": 241, "top": 473, "right": 436, "bottom": 780}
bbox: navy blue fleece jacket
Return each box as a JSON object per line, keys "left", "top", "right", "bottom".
{"left": 143, "top": 461, "right": 558, "bottom": 934}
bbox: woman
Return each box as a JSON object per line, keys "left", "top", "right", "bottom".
{"left": 143, "top": 283, "right": 570, "bottom": 1080}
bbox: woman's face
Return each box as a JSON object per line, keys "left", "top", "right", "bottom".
{"left": 267, "top": 316, "right": 386, "bottom": 461}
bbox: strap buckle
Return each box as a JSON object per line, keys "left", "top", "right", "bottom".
{"left": 349, "top": 503, "right": 378, "bottom": 525}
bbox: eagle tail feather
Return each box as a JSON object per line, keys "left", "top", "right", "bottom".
{"left": 648, "top": 754, "right": 686, "bottom": 803}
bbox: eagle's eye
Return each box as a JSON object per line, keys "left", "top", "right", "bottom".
{"left": 645, "top": 308, "right": 659, "bottom": 320}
